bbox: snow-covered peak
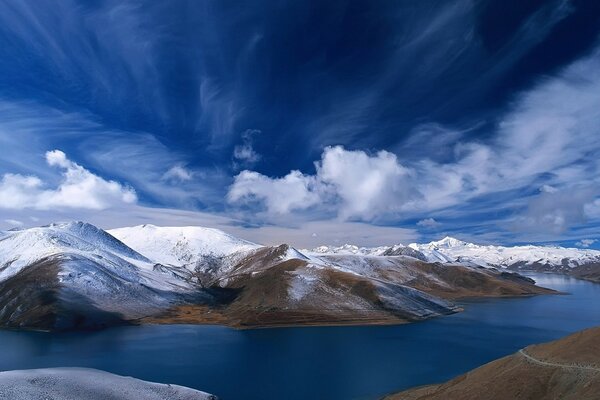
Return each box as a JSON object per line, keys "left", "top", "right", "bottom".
{"left": 0, "top": 221, "right": 150, "bottom": 282}
{"left": 108, "top": 224, "right": 262, "bottom": 266}
{"left": 278, "top": 245, "right": 310, "bottom": 261}
{"left": 304, "top": 243, "right": 391, "bottom": 256}
{"left": 427, "top": 236, "right": 469, "bottom": 248}
{"left": 307, "top": 236, "right": 600, "bottom": 269}
{"left": 410, "top": 238, "right": 600, "bottom": 268}
{"left": 303, "top": 243, "right": 428, "bottom": 260}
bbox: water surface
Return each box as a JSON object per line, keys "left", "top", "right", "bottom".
{"left": 1, "top": 273, "right": 599, "bottom": 399}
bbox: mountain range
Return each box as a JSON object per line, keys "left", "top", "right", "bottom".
{"left": 3, "top": 222, "right": 594, "bottom": 331}
{"left": 307, "top": 236, "right": 600, "bottom": 282}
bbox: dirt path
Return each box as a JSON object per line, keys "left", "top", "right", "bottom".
{"left": 518, "top": 349, "right": 600, "bottom": 372}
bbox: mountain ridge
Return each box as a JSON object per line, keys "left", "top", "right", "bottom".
{"left": 0, "top": 222, "right": 558, "bottom": 331}
{"left": 306, "top": 236, "right": 600, "bottom": 280}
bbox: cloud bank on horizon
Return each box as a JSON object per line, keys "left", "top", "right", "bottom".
{"left": 0, "top": 0, "right": 599, "bottom": 248}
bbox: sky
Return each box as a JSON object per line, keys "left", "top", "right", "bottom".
{"left": 1, "top": 0, "right": 600, "bottom": 248}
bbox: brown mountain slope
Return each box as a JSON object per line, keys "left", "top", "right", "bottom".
{"left": 385, "top": 327, "right": 600, "bottom": 400}
{"left": 142, "top": 248, "right": 555, "bottom": 329}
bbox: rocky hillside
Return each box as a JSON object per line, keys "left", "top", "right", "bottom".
{"left": 386, "top": 327, "right": 600, "bottom": 400}
{"left": 139, "top": 245, "right": 554, "bottom": 329}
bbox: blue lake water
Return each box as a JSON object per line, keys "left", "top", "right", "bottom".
{"left": 1, "top": 273, "right": 599, "bottom": 399}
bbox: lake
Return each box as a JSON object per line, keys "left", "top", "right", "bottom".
{"left": 1, "top": 273, "right": 599, "bottom": 400}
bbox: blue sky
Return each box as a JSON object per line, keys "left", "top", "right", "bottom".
{"left": 1, "top": 0, "right": 600, "bottom": 248}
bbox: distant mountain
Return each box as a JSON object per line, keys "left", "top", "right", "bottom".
{"left": 411, "top": 236, "right": 600, "bottom": 270}
{"left": 307, "top": 236, "right": 600, "bottom": 282}
{"left": 386, "top": 327, "right": 600, "bottom": 400}
{"left": 0, "top": 222, "right": 555, "bottom": 331}
{"left": 306, "top": 244, "right": 427, "bottom": 260}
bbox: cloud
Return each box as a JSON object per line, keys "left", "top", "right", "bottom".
{"left": 317, "top": 146, "right": 417, "bottom": 220}
{"left": 228, "top": 146, "right": 419, "bottom": 220}
{"left": 162, "top": 165, "right": 193, "bottom": 182}
{"left": 233, "top": 129, "right": 261, "bottom": 167}
{"left": 4, "top": 219, "right": 23, "bottom": 227}
{"left": 511, "top": 186, "right": 598, "bottom": 234}
{"left": 229, "top": 43, "right": 600, "bottom": 234}
{"left": 417, "top": 218, "right": 441, "bottom": 229}
{"left": 80, "top": 131, "right": 229, "bottom": 209}
{"left": 576, "top": 238, "right": 597, "bottom": 248}
{"left": 0, "top": 150, "right": 136, "bottom": 210}
{"left": 228, "top": 170, "right": 320, "bottom": 215}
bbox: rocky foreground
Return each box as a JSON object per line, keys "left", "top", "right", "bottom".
{"left": 0, "top": 368, "right": 215, "bottom": 400}
{"left": 0, "top": 222, "right": 555, "bottom": 331}
{"left": 386, "top": 326, "right": 600, "bottom": 400}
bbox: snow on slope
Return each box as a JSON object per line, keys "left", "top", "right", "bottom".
{"left": 410, "top": 236, "right": 600, "bottom": 268}
{"left": 307, "top": 236, "right": 600, "bottom": 269}
{"left": 0, "top": 368, "right": 215, "bottom": 400}
{"left": 304, "top": 243, "right": 427, "bottom": 261}
{"left": 306, "top": 244, "right": 396, "bottom": 256}
{"left": 109, "top": 224, "right": 262, "bottom": 266}
{"left": 0, "top": 222, "right": 205, "bottom": 326}
{"left": 0, "top": 221, "right": 151, "bottom": 283}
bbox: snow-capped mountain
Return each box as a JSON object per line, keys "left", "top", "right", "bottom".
{"left": 0, "top": 222, "right": 202, "bottom": 330}
{"left": 108, "top": 224, "right": 261, "bottom": 266}
{"left": 0, "top": 222, "right": 150, "bottom": 283}
{"left": 0, "top": 222, "right": 562, "bottom": 331}
{"left": 409, "top": 236, "right": 600, "bottom": 270}
{"left": 305, "top": 243, "right": 426, "bottom": 260}
{"left": 308, "top": 236, "right": 600, "bottom": 271}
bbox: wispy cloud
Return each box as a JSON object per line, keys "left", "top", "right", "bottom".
{"left": 4, "top": 219, "right": 23, "bottom": 227}
{"left": 232, "top": 129, "right": 261, "bottom": 168}
{"left": 417, "top": 218, "right": 441, "bottom": 229}
{"left": 162, "top": 165, "right": 193, "bottom": 183}
{"left": 576, "top": 238, "right": 597, "bottom": 248}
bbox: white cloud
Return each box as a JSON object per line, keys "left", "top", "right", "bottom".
{"left": 228, "top": 146, "right": 419, "bottom": 220}
{"left": 576, "top": 239, "right": 596, "bottom": 248}
{"left": 417, "top": 218, "right": 441, "bottom": 228}
{"left": 511, "top": 186, "right": 598, "bottom": 234}
{"left": 317, "top": 146, "right": 417, "bottom": 220}
{"left": 4, "top": 219, "right": 23, "bottom": 227}
{"left": 0, "top": 150, "right": 136, "bottom": 210}
{"left": 233, "top": 129, "right": 261, "bottom": 167}
{"left": 228, "top": 170, "right": 320, "bottom": 214}
{"left": 162, "top": 165, "right": 193, "bottom": 182}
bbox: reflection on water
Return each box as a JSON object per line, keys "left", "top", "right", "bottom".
{"left": 0, "top": 274, "right": 598, "bottom": 400}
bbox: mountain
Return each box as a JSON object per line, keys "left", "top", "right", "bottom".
{"left": 0, "top": 222, "right": 202, "bottom": 330}
{"left": 108, "top": 224, "right": 260, "bottom": 266}
{"left": 0, "top": 368, "right": 216, "bottom": 400}
{"left": 0, "top": 222, "right": 554, "bottom": 331}
{"left": 307, "top": 244, "right": 428, "bottom": 260}
{"left": 411, "top": 236, "right": 600, "bottom": 282}
{"left": 144, "top": 245, "right": 553, "bottom": 329}
{"left": 308, "top": 236, "right": 600, "bottom": 282}
{"left": 386, "top": 326, "right": 600, "bottom": 400}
